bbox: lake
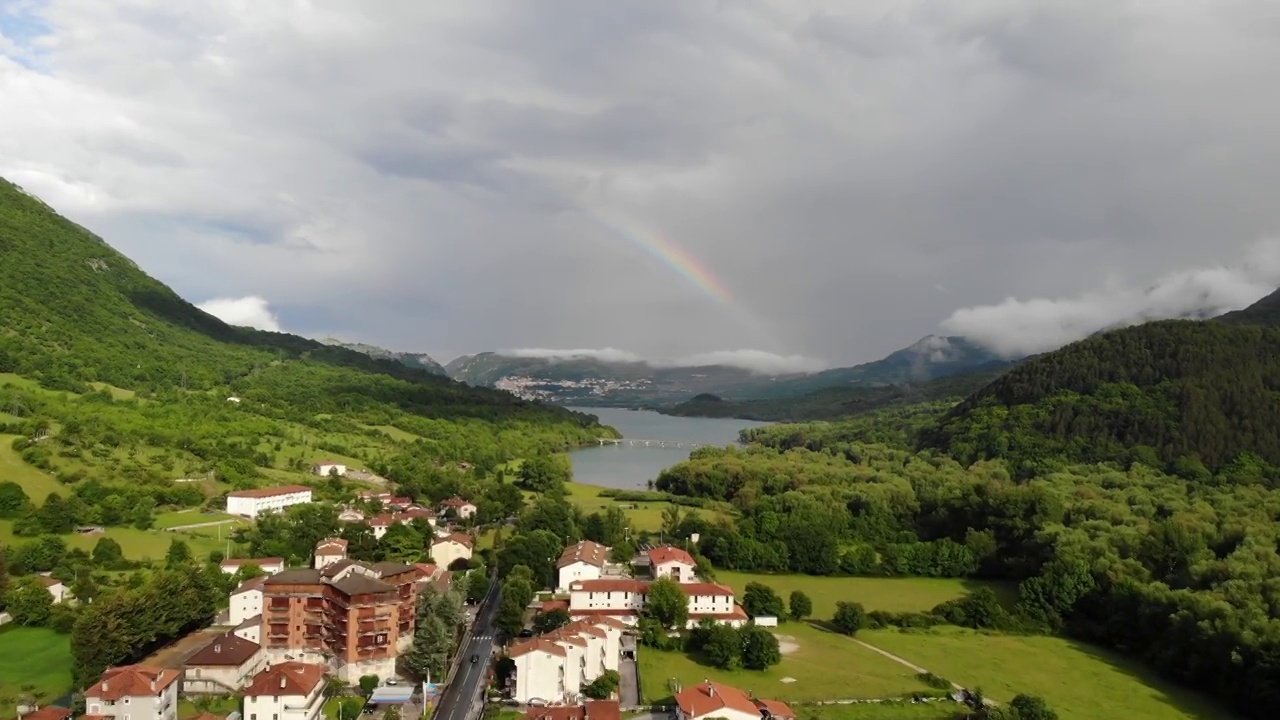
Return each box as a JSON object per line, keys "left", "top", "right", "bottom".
{"left": 566, "top": 406, "right": 769, "bottom": 490}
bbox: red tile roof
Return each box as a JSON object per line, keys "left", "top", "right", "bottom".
{"left": 244, "top": 662, "right": 326, "bottom": 697}
{"left": 570, "top": 578, "right": 647, "bottom": 593}
{"left": 647, "top": 545, "right": 696, "bottom": 567}
{"left": 186, "top": 633, "right": 261, "bottom": 667}
{"left": 90, "top": 665, "right": 182, "bottom": 701}
{"left": 756, "top": 698, "right": 795, "bottom": 719}
{"left": 227, "top": 485, "right": 312, "bottom": 499}
{"left": 539, "top": 598, "right": 569, "bottom": 614}
{"left": 678, "top": 582, "right": 735, "bottom": 597}
{"left": 508, "top": 638, "right": 568, "bottom": 658}
{"left": 675, "top": 681, "right": 761, "bottom": 719}
{"left": 441, "top": 496, "right": 474, "bottom": 508}
{"left": 315, "top": 538, "right": 348, "bottom": 553}
{"left": 34, "top": 575, "right": 63, "bottom": 588}
{"left": 189, "top": 713, "right": 227, "bottom": 720}
{"left": 232, "top": 575, "right": 268, "bottom": 595}
{"left": 523, "top": 701, "right": 620, "bottom": 720}
{"left": 557, "top": 540, "right": 611, "bottom": 569}
{"left": 435, "top": 533, "right": 474, "bottom": 549}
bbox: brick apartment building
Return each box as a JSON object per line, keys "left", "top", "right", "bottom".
{"left": 259, "top": 560, "right": 421, "bottom": 680}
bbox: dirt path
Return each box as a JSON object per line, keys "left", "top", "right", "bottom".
{"left": 850, "top": 638, "right": 964, "bottom": 691}
{"left": 164, "top": 519, "right": 242, "bottom": 531}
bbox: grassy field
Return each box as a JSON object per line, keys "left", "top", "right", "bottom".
{"left": 793, "top": 701, "right": 968, "bottom": 720}
{"left": 860, "top": 627, "right": 1234, "bottom": 720}
{"left": 562, "top": 481, "right": 730, "bottom": 533}
{"left": 714, "top": 572, "right": 1014, "bottom": 617}
{"left": 0, "top": 519, "right": 242, "bottom": 562}
{"left": 179, "top": 696, "right": 242, "bottom": 719}
{"left": 639, "top": 622, "right": 933, "bottom": 703}
{"left": 0, "top": 433, "right": 68, "bottom": 500}
{"left": 0, "top": 626, "right": 73, "bottom": 717}
{"left": 153, "top": 509, "right": 247, "bottom": 530}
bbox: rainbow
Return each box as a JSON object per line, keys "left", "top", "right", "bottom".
{"left": 583, "top": 211, "right": 734, "bottom": 306}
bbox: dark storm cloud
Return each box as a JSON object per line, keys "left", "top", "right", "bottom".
{"left": 2, "top": 0, "right": 1279, "bottom": 368}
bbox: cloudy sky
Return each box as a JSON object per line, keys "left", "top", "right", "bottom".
{"left": 3, "top": 0, "right": 1280, "bottom": 371}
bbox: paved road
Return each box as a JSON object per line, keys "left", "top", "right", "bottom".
{"left": 433, "top": 581, "right": 501, "bottom": 720}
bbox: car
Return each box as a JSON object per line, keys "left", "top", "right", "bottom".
{"left": 386, "top": 678, "right": 398, "bottom": 686}
{"left": 470, "top": 654, "right": 479, "bottom": 663}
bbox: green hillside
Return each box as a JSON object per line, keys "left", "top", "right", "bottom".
{"left": 921, "top": 317, "right": 1280, "bottom": 477}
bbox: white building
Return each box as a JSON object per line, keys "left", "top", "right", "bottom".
{"left": 225, "top": 485, "right": 313, "bottom": 519}
{"left": 311, "top": 461, "right": 347, "bottom": 477}
{"left": 430, "top": 534, "right": 474, "bottom": 568}
{"left": 556, "top": 540, "right": 611, "bottom": 591}
{"left": 647, "top": 545, "right": 697, "bottom": 583}
{"left": 183, "top": 633, "right": 265, "bottom": 694}
{"left": 234, "top": 615, "right": 262, "bottom": 645}
{"left": 230, "top": 575, "right": 267, "bottom": 625}
{"left": 221, "top": 557, "right": 286, "bottom": 576}
{"left": 675, "top": 681, "right": 794, "bottom": 720}
{"left": 568, "top": 579, "right": 747, "bottom": 628}
{"left": 34, "top": 575, "right": 71, "bottom": 604}
{"left": 313, "top": 538, "right": 348, "bottom": 569}
{"left": 243, "top": 662, "right": 327, "bottom": 720}
{"left": 509, "top": 619, "right": 624, "bottom": 704}
{"left": 85, "top": 665, "right": 182, "bottom": 720}
{"left": 440, "top": 496, "right": 477, "bottom": 520}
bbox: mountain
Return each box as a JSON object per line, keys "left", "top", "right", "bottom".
{"left": 921, "top": 309, "right": 1280, "bottom": 476}
{"left": 446, "top": 336, "right": 1008, "bottom": 407}
{"left": 317, "top": 338, "right": 446, "bottom": 375}
{"left": 1215, "top": 287, "right": 1280, "bottom": 327}
{"left": 0, "top": 177, "right": 608, "bottom": 483}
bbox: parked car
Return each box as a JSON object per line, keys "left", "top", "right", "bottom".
{"left": 386, "top": 678, "right": 397, "bottom": 686}
{"left": 471, "top": 654, "right": 479, "bottom": 663}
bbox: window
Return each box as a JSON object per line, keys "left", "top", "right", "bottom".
{"left": 125, "top": 699, "right": 131, "bottom": 705}
{"left": 251, "top": 714, "right": 257, "bottom": 720}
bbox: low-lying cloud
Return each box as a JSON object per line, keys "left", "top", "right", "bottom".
{"left": 197, "top": 296, "right": 283, "bottom": 333}
{"left": 503, "top": 347, "right": 827, "bottom": 374}
{"left": 942, "top": 239, "right": 1280, "bottom": 357}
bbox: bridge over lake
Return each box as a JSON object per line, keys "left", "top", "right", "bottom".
{"left": 595, "top": 437, "right": 708, "bottom": 449}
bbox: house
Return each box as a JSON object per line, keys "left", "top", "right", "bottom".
{"left": 367, "top": 509, "right": 436, "bottom": 540}
{"left": 260, "top": 561, "right": 421, "bottom": 680}
{"left": 183, "top": 633, "right": 265, "bottom": 694}
{"left": 647, "top": 545, "right": 697, "bottom": 582}
{"left": 20, "top": 708, "right": 72, "bottom": 720}
{"left": 567, "top": 579, "right": 747, "bottom": 628}
{"left": 34, "top": 575, "right": 71, "bottom": 604}
{"left": 230, "top": 575, "right": 268, "bottom": 625}
{"left": 675, "top": 680, "right": 794, "bottom": 720}
{"left": 508, "top": 619, "right": 624, "bottom": 704}
{"left": 84, "top": 665, "right": 182, "bottom": 720}
{"left": 221, "top": 558, "right": 286, "bottom": 576}
{"left": 440, "top": 496, "right": 477, "bottom": 520}
{"left": 430, "top": 533, "right": 474, "bottom": 568}
{"left": 243, "top": 662, "right": 327, "bottom": 720}
{"left": 225, "top": 485, "right": 313, "bottom": 519}
{"left": 311, "top": 461, "right": 347, "bottom": 478}
{"left": 556, "top": 540, "right": 611, "bottom": 591}
{"left": 522, "top": 700, "right": 620, "bottom": 720}
{"left": 314, "top": 538, "right": 348, "bottom": 569}
{"left": 234, "top": 614, "right": 262, "bottom": 644}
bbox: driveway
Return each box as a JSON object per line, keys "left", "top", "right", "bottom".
{"left": 619, "top": 637, "right": 640, "bottom": 708}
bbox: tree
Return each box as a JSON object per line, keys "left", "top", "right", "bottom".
{"left": 5, "top": 576, "right": 53, "bottom": 625}
{"left": 518, "top": 455, "right": 568, "bottom": 492}
{"left": 383, "top": 705, "right": 402, "bottom": 720}
{"left": 742, "top": 582, "right": 785, "bottom": 619}
{"left": 642, "top": 577, "right": 688, "bottom": 631}
{"left": 703, "top": 623, "right": 742, "bottom": 669}
{"left": 380, "top": 522, "right": 425, "bottom": 563}
{"left": 583, "top": 670, "right": 621, "bottom": 699}
{"left": 1007, "top": 694, "right": 1058, "bottom": 720}
{"left": 532, "top": 608, "right": 571, "bottom": 634}
{"left": 165, "top": 539, "right": 193, "bottom": 569}
{"left": 740, "top": 624, "right": 782, "bottom": 670}
{"left": 496, "top": 569, "right": 534, "bottom": 637}
{"left": 832, "top": 601, "right": 866, "bottom": 636}
{"left": 0, "top": 481, "right": 30, "bottom": 518}
{"left": 404, "top": 614, "right": 451, "bottom": 681}
{"left": 788, "top": 590, "right": 812, "bottom": 621}
{"left": 466, "top": 569, "right": 491, "bottom": 604}
{"left": 358, "top": 675, "right": 380, "bottom": 697}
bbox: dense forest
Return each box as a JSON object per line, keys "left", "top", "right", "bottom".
{"left": 662, "top": 366, "right": 1009, "bottom": 422}
{"left": 921, "top": 319, "right": 1280, "bottom": 476}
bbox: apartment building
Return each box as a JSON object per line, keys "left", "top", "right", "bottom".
{"left": 508, "top": 618, "right": 625, "bottom": 704}
{"left": 259, "top": 561, "right": 420, "bottom": 680}
{"left": 84, "top": 665, "right": 181, "bottom": 720}
{"left": 226, "top": 486, "right": 313, "bottom": 519}
{"left": 243, "top": 662, "right": 327, "bottom": 720}
{"left": 556, "top": 540, "right": 611, "bottom": 591}
{"left": 567, "top": 579, "right": 747, "bottom": 627}
{"left": 230, "top": 575, "right": 267, "bottom": 625}
{"left": 646, "top": 546, "right": 697, "bottom": 582}
{"left": 183, "top": 633, "right": 265, "bottom": 694}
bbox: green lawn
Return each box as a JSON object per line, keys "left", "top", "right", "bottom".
{"left": 860, "top": 627, "right": 1234, "bottom": 720}
{"left": 639, "top": 622, "right": 932, "bottom": 703}
{"left": 0, "top": 626, "right": 73, "bottom": 717}
{"left": 793, "top": 701, "right": 968, "bottom": 720}
{"left": 0, "top": 433, "right": 68, "bottom": 500}
{"left": 562, "top": 481, "right": 730, "bottom": 533}
{"left": 0, "top": 519, "right": 241, "bottom": 563}
{"left": 716, "top": 572, "right": 1012, "bottom": 617}
{"left": 153, "top": 509, "right": 246, "bottom": 530}
{"left": 179, "top": 696, "right": 242, "bottom": 719}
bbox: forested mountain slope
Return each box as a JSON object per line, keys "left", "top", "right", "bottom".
{"left": 921, "top": 317, "right": 1280, "bottom": 476}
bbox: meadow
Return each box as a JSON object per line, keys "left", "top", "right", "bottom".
{"left": 0, "top": 626, "right": 73, "bottom": 718}
{"left": 638, "top": 622, "right": 934, "bottom": 703}
{"left": 793, "top": 701, "right": 969, "bottom": 720}
{"left": 859, "top": 627, "right": 1235, "bottom": 720}
{"left": 562, "top": 481, "right": 731, "bottom": 533}
{"left": 0, "top": 519, "right": 244, "bottom": 562}
{"left": 714, "top": 571, "right": 1013, "bottom": 617}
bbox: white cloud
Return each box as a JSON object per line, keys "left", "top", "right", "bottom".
{"left": 197, "top": 296, "right": 283, "bottom": 332}
{"left": 941, "top": 239, "right": 1280, "bottom": 357}
{"left": 660, "top": 350, "right": 828, "bottom": 374}
{"left": 504, "top": 348, "right": 644, "bottom": 364}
